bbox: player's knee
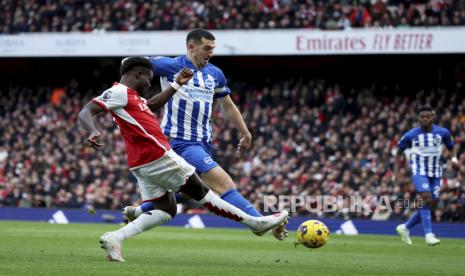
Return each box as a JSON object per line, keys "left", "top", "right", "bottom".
{"left": 180, "top": 173, "right": 209, "bottom": 201}
{"left": 431, "top": 199, "right": 439, "bottom": 209}
{"left": 168, "top": 207, "right": 177, "bottom": 219}
{"left": 159, "top": 204, "right": 177, "bottom": 218}
{"left": 201, "top": 167, "right": 236, "bottom": 194}
{"left": 152, "top": 193, "right": 178, "bottom": 218}
{"left": 420, "top": 193, "right": 433, "bottom": 207}
{"left": 215, "top": 180, "right": 236, "bottom": 195}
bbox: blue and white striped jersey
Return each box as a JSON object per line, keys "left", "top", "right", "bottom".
{"left": 398, "top": 125, "right": 454, "bottom": 178}
{"left": 149, "top": 55, "right": 231, "bottom": 142}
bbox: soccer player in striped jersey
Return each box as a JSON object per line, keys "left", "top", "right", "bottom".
{"left": 79, "top": 57, "right": 289, "bottom": 262}
{"left": 123, "top": 29, "right": 288, "bottom": 240}
{"left": 395, "top": 106, "right": 458, "bottom": 246}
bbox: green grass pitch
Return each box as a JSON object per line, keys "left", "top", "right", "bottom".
{"left": 0, "top": 221, "right": 464, "bottom": 275}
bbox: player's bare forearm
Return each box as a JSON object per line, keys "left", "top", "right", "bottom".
{"left": 452, "top": 146, "right": 459, "bottom": 159}
{"left": 78, "top": 102, "right": 105, "bottom": 134}
{"left": 393, "top": 150, "right": 404, "bottom": 181}
{"left": 147, "top": 67, "right": 193, "bottom": 111}
{"left": 219, "top": 95, "right": 251, "bottom": 137}
{"left": 219, "top": 95, "right": 252, "bottom": 154}
{"left": 78, "top": 101, "right": 105, "bottom": 151}
{"left": 451, "top": 146, "right": 459, "bottom": 168}
{"left": 146, "top": 86, "right": 177, "bottom": 111}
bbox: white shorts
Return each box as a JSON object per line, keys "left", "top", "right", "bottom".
{"left": 131, "top": 150, "right": 196, "bottom": 201}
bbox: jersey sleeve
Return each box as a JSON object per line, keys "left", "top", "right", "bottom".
{"left": 148, "top": 56, "right": 176, "bottom": 77}
{"left": 213, "top": 69, "right": 231, "bottom": 99}
{"left": 398, "top": 132, "right": 412, "bottom": 150}
{"left": 442, "top": 129, "right": 454, "bottom": 150}
{"left": 92, "top": 88, "right": 127, "bottom": 111}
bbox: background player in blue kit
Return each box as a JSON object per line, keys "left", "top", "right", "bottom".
{"left": 123, "top": 29, "right": 288, "bottom": 240}
{"left": 395, "top": 106, "right": 458, "bottom": 246}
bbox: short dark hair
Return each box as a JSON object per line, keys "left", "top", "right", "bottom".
{"left": 417, "top": 106, "right": 434, "bottom": 114}
{"left": 120, "top": 56, "right": 152, "bottom": 76}
{"left": 186, "top": 29, "right": 215, "bottom": 44}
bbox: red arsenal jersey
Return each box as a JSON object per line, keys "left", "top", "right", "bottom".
{"left": 93, "top": 83, "right": 171, "bottom": 169}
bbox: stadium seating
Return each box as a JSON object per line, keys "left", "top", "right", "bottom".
{"left": 1, "top": 0, "right": 465, "bottom": 33}
{"left": 0, "top": 80, "right": 463, "bottom": 222}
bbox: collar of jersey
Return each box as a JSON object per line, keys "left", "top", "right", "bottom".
{"left": 419, "top": 125, "right": 437, "bottom": 133}
{"left": 113, "top": 82, "right": 139, "bottom": 95}
{"left": 182, "top": 55, "right": 206, "bottom": 71}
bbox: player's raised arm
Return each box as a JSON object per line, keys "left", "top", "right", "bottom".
{"left": 146, "top": 67, "right": 193, "bottom": 111}
{"left": 78, "top": 101, "right": 106, "bottom": 151}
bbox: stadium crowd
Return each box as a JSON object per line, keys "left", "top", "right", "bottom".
{"left": 1, "top": 0, "right": 465, "bottom": 33}
{"left": 0, "top": 78, "right": 464, "bottom": 222}
{"left": 219, "top": 80, "right": 465, "bottom": 222}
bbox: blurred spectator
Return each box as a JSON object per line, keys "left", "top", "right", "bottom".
{"left": 215, "top": 78, "right": 465, "bottom": 222}
{"left": 1, "top": 0, "right": 465, "bottom": 34}
{"left": 0, "top": 79, "right": 464, "bottom": 223}
{"left": 0, "top": 85, "right": 141, "bottom": 211}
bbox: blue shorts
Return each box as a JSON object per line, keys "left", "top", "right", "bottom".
{"left": 412, "top": 175, "right": 441, "bottom": 200}
{"left": 170, "top": 138, "right": 218, "bottom": 174}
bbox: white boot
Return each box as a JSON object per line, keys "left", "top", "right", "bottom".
{"left": 250, "top": 211, "right": 289, "bottom": 236}
{"left": 425, "top": 233, "right": 440, "bottom": 246}
{"left": 123, "top": 206, "right": 137, "bottom": 222}
{"left": 396, "top": 224, "right": 412, "bottom": 245}
{"left": 99, "top": 232, "right": 125, "bottom": 262}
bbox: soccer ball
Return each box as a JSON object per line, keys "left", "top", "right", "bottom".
{"left": 296, "top": 220, "right": 330, "bottom": 249}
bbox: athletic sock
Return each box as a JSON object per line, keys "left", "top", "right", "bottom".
{"left": 221, "top": 189, "right": 262, "bottom": 217}
{"left": 420, "top": 206, "right": 432, "bottom": 235}
{"left": 405, "top": 210, "right": 421, "bottom": 229}
{"left": 112, "top": 210, "right": 172, "bottom": 241}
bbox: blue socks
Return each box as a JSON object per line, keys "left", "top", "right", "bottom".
{"left": 405, "top": 207, "right": 433, "bottom": 235}
{"left": 405, "top": 210, "right": 421, "bottom": 229}
{"left": 140, "top": 201, "right": 153, "bottom": 212}
{"left": 220, "top": 189, "right": 262, "bottom": 217}
{"left": 174, "top": 192, "right": 183, "bottom": 203}
{"left": 420, "top": 207, "right": 432, "bottom": 234}
{"left": 138, "top": 190, "right": 262, "bottom": 217}
{"left": 140, "top": 193, "right": 183, "bottom": 212}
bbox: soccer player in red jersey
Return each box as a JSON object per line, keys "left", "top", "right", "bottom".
{"left": 78, "top": 57, "right": 288, "bottom": 262}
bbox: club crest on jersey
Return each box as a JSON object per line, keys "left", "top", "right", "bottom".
{"left": 205, "top": 78, "right": 214, "bottom": 89}
{"left": 422, "top": 183, "right": 429, "bottom": 189}
{"left": 203, "top": 157, "right": 213, "bottom": 164}
{"left": 102, "top": 91, "right": 112, "bottom": 102}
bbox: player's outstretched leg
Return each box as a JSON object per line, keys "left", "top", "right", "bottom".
{"left": 179, "top": 173, "right": 289, "bottom": 235}
{"left": 126, "top": 144, "right": 289, "bottom": 239}
{"left": 202, "top": 167, "right": 262, "bottom": 217}
{"left": 101, "top": 193, "right": 177, "bottom": 262}
{"left": 201, "top": 166, "right": 288, "bottom": 240}
{"left": 126, "top": 185, "right": 289, "bottom": 239}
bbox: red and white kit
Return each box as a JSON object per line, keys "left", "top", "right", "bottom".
{"left": 93, "top": 83, "right": 195, "bottom": 201}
